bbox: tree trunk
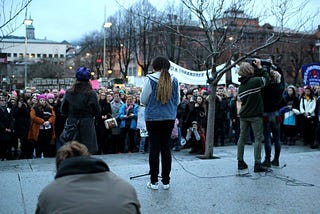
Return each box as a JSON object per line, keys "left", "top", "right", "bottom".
{"left": 201, "top": 84, "right": 217, "bottom": 159}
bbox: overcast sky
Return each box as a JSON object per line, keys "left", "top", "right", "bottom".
{"left": 10, "top": 0, "right": 320, "bottom": 43}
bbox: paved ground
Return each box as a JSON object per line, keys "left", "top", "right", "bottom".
{"left": 0, "top": 144, "right": 319, "bottom": 214}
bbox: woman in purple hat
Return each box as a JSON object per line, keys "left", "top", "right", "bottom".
{"left": 60, "top": 66, "right": 100, "bottom": 154}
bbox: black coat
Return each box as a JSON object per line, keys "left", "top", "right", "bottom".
{"left": 61, "top": 90, "right": 101, "bottom": 154}
{"left": 12, "top": 102, "right": 30, "bottom": 138}
{"left": 0, "top": 106, "right": 14, "bottom": 141}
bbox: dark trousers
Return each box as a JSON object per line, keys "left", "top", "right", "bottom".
{"left": 0, "top": 139, "right": 10, "bottom": 160}
{"left": 301, "top": 116, "right": 316, "bottom": 145}
{"left": 120, "top": 127, "right": 136, "bottom": 152}
{"left": 36, "top": 129, "right": 52, "bottom": 158}
{"left": 147, "top": 120, "right": 174, "bottom": 185}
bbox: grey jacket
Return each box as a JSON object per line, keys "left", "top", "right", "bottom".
{"left": 36, "top": 156, "right": 141, "bottom": 214}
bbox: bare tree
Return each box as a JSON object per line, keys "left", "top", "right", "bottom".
{"left": 179, "top": 0, "right": 316, "bottom": 159}
{"left": 0, "top": 0, "right": 32, "bottom": 40}
{"left": 129, "top": 0, "right": 159, "bottom": 76}
{"left": 111, "top": 8, "right": 136, "bottom": 80}
{"left": 77, "top": 31, "right": 104, "bottom": 75}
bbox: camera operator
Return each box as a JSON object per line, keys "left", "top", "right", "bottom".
{"left": 237, "top": 58, "right": 270, "bottom": 173}
{"left": 261, "top": 56, "right": 285, "bottom": 167}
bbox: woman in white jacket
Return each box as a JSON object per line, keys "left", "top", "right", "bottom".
{"left": 299, "top": 86, "right": 317, "bottom": 146}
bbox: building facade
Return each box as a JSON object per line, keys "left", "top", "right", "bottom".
{"left": 0, "top": 19, "right": 70, "bottom": 90}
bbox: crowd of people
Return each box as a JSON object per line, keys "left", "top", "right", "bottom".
{"left": 0, "top": 69, "right": 319, "bottom": 162}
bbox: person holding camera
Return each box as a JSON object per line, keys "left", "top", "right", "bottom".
{"left": 261, "top": 56, "right": 285, "bottom": 167}
{"left": 186, "top": 121, "right": 205, "bottom": 154}
{"left": 237, "top": 59, "right": 270, "bottom": 173}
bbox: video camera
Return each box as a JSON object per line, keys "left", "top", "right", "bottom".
{"left": 245, "top": 58, "right": 271, "bottom": 68}
{"left": 245, "top": 58, "right": 279, "bottom": 73}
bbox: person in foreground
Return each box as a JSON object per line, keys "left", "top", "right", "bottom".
{"left": 140, "top": 56, "right": 180, "bottom": 190}
{"left": 35, "top": 141, "right": 141, "bottom": 214}
{"left": 237, "top": 59, "right": 270, "bottom": 173}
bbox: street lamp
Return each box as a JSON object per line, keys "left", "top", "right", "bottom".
{"left": 103, "top": 22, "right": 112, "bottom": 77}
{"left": 23, "top": 18, "right": 33, "bottom": 88}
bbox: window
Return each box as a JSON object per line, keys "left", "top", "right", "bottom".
{"left": 43, "top": 54, "right": 47, "bottom": 58}
{"left": 54, "top": 54, "right": 58, "bottom": 58}
{"left": 37, "top": 54, "right": 41, "bottom": 58}
{"left": 49, "top": 54, "right": 53, "bottom": 58}
{"left": 7, "top": 53, "right": 11, "bottom": 57}
{"left": 13, "top": 53, "right": 17, "bottom": 57}
{"left": 60, "top": 54, "right": 64, "bottom": 58}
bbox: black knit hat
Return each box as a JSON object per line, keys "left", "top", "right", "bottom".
{"left": 152, "top": 56, "right": 170, "bottom": 71}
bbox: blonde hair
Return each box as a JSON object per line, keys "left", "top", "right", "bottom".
{"left": 56, "top": 141, "right": 89, "bottom": 170}
{"left": 157, "top": 71, "right": 172, "bottom": 104}
{"left": 238, "top": 62, "right": 254, "bottom": 77}
{"left": 152, "top": 56, "right": 172, "bottom": 104}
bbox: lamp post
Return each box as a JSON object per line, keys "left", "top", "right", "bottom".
{"left": 23, "top": 18, "right": 33, "bottom": 88}
{"left": 103, "top": 22, "right": 112, "bottom": 78}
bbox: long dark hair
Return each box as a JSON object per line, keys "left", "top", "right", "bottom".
{"left": 68, "top": 80, "right": 92, "bottom": 95}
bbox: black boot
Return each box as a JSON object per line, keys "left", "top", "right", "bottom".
{"left": 310, "top": 143, "right": 319, "bottom": 149}
{"left": 238, "top": 160, "right": 248, "bottom": 170}
{"left": 261, "top": 158, "right": 271, "bottom": 167}
{"left": 254, "top": 163, "right": 268, "bottom": 172}
{"left": 271, "top": 159, "right": 279, "bottom": 166}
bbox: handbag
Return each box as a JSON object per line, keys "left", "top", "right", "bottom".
{"left": 60, "top": 119, "right": 79, "bottom": 144}
{"left": 104, "top": 118, "right": 118, "bottom": 129}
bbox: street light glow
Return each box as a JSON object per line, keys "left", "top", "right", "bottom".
{"left": 103, "top": 21, "right": 112, "bottom": 78}
{"left": 103, "top": 22, "right": 112, "bottom": 28}
{"left": 23, "top": 19, "right": 33, "bottom": 25}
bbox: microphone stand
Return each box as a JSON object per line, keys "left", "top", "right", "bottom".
{"left": 130, "top": 172, "right": 150, "bottom": 180}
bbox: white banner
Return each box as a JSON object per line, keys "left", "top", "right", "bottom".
{"left": 130, "top": 61, "right": 239, "bottom": 87}
{"left": 231, "top": 64, "right": 240, "bottom": 85}
{"left": 169, "top": 61, "right": 226, "bottom": 85}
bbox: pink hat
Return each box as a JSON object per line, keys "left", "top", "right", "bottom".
{"left": 37, "top": 94, "right": 47, "bottom": 100}
{"left": 58, "top": 89, "right": 65, "bottom": 97}
{"left": 46, "top": 93, "right": 55, "bottom": 99}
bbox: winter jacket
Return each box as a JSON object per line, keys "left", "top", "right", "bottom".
{"left": 0, "top": 106, "right": 14, "bottom": 142}
{"left": 28, "top": 105, "right": 56, "bottom": 142}
{"left": 12, "top": 102, "right": 30, "bottom": 138}
{"left": 299, "top": 96, "right": 316, "bottom": 117}
{"left": 238, "top": 69, "right": 269, "bottom": 118}
{"left": 279, "top": 106, "right": 300, "bottom": 126}
{"left": 61, "top": 90, "right": 100, "bottom": 118}
{"left": 261, "top": 71, "right": 285, "bottom": 112}
{"left": 36, "top": 156, "right": 141, "bottom": 214}
{"left": 60, "top": 90, "right": 100, "bottom": 153}
{"left": 140, "top": 72, "right": 180, "bottom": 121}
{"left": 119, "top": 103, "right": 139, "bottom": 130}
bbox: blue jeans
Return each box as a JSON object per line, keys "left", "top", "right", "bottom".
{"left": 146, "top": 120, "right": 174, "bottom": 185}
{"left": 263, "top": 111, "right": 281, "bottom": 161}
{"left": 139, "top": 137, "right": 146, "bottom": 152}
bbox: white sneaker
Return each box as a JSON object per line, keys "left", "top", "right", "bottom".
{"left": 147, "top": 182, "right": 159, "bottom": 190}
{"left": 163, "top": 184, "right": 170, "bottom": 190}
